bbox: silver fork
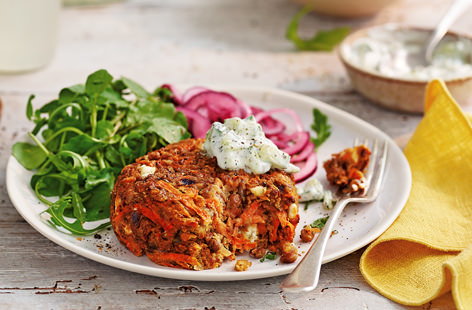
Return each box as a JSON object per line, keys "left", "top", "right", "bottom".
{"left": 280, "top": 139, "right": 389, "bottom": 293}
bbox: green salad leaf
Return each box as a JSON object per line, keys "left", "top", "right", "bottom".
{"left": 12, "top": 69, "right": 190, "bottom": 235}
{"left": 310, "top": 108, "right": 331, "bottom": 148}
{"left": 286, "top": 6, "right": 350, "bottom": 51}
{"left": 85, "top": 69, "right": 113, "bottom": 96}
{"left": 120, "top": 77, "right": 150, "bottom": 98}
{"left": 12, "top": 142, "right": 48, "bottom": 170}
{"left": 26, "top": 95, "right": 35, "bottom": 120}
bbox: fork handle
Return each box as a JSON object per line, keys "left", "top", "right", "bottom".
{"left": 280, "top": 198, "right": 349, "bottom": 292}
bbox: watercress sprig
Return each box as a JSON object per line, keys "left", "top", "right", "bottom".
{"left": 12, "top": 69, "right": 190, "bottom": 235}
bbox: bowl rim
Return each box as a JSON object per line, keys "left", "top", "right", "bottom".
{"left": 338, "top": 23, "right": 472, "bottom": 84}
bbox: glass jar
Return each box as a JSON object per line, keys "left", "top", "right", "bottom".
{"left": 0, "top": 0, "right": 61, "bottom": 73}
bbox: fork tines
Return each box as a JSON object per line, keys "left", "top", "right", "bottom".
{"left": 355, "top": 138, "right": 388, "bottom": 199}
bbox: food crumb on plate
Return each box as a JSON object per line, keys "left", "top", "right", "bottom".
{"left": 234, "top": 259, "right": 252, "bottom": 272}
{"left": 300, "top": 225, "right": 321, "bottom": 243}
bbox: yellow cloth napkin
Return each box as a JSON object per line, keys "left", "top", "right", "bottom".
{"left": 359, "top": 80, "right": 472, "bottom": 309}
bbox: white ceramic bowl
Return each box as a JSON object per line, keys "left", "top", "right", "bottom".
{"left": 339, "top": 25, "right": 472, "bottom": 113}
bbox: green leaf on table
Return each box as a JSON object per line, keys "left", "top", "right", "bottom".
{"left": 310, "top": 108, "right": 331, "bottom": 148}
{"left": 286, "top": 5, "right": 349, "bottom": 51}
{"left": 85, "top": 69, "right": 113, "bottom": 96}
{"left": 12, "top": 142, "right": 47, "bottom": 170}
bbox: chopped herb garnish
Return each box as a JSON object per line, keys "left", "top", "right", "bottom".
{"left": 304, "top": 202, "right": 310, "bottom": 211}
{"left": 286, "top": 5, "right": 350, "bottom": 51}
{"left": 303, "top": 198, "right": 325, "bottom": 211}
{"left": 310, "top": 216, "right": 329, "bottom": 229}
{"left": 310, "top": 108, "right": 332, "bottom": 148}
{"left": 260, "top": 251, "right": 277, "bottom": 262}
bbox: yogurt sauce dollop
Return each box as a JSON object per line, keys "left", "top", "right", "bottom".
{"left": 203, "top": 116, "right": 299, "bottom": 174}
{"left": 343, "top": 26, "right": 472, "bottom": 81}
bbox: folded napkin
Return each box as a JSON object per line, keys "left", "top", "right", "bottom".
{"left": 359, "top": 80, "right": 472, "bottom": 309}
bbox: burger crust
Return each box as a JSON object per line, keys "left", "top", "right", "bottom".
{"left": 110, "top": 138, "right": 299, "bottom": 270}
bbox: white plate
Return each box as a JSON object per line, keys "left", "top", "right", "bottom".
{"left": 6, "top": 86, "right": 411, "bottom": 281}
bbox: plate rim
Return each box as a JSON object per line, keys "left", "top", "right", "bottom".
{"left": 6, "top": 85, "right": 412, "bottom": 281}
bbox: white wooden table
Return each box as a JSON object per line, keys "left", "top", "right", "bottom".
{"left": 1, "top": 0, "right": 467, "bottom": 309}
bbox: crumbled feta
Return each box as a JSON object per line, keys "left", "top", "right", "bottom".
{"left": 322, "top": 190, "right": 335, "bottom": 210}
{"left": 243, "top": 224, "right": 258, "bottom": 242}
{"left": 298, "top": 178, "right": 324, "bottom": 202}
{"left": 139, "top": 165, "right": 156, "bottom": 178}
{"left": 288, "top": 203, "right": 298, "bottom": 220}
{"left": 298, "top": 178, "right": 337, "bottom": 210}
{"left": 250, "top": 186, "right": 267, "bottom": 197}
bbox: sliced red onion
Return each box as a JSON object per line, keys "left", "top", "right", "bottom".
{"left": 294, "top": 152, "right": 318, "bottom": 182}
{"left": 273, "top": 132, "right": 293, "bottom": 142}
{"left": 291, "top": 141, "right": 315, "bottom": 163}
{"left": 238, "top": 100, "right": 252, "bottom": 118}
{"left": 272, "top": 139, "right": 288, "bottom": 149}
{"left": 176, "top": 107, "right": 211, "bottom": 138}
{"left": 161, "top": 84, "right": 183, "bottom": 105}
{"left": 182, "top": 86, "right": 208, "bottom": 103}
{"left": 250, "top": 106, "right": 264, "bottom": 114}
{"left": 207, "top": 99, "right": 241, "bottom": 122}
{"left": 185, "top": 90, "right": 234, "bottom": 110}
{"left": 270, "top": 132, "right": 293, "bottom": 149}
{"left": 252, "top": 108, "right": 289, "bottom": 137}
{"left": 282, "top": 131, "right": 310, "bottom": 155}
{"left": 261, "top": 121, "right": 286, "bottom": 136}
{"left": 254, "top": 108, "right": 304, "bottom": 132}
{"left": 185, "top": 91, "right": 242, "bottom": 122}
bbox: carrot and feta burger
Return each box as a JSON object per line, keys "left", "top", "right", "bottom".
{"left": 110, "top": 117, "right": 300, "bottom": 270}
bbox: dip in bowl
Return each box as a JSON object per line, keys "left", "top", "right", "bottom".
{"left": 339, "top": 24, "right": 472, "bottom": 113}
